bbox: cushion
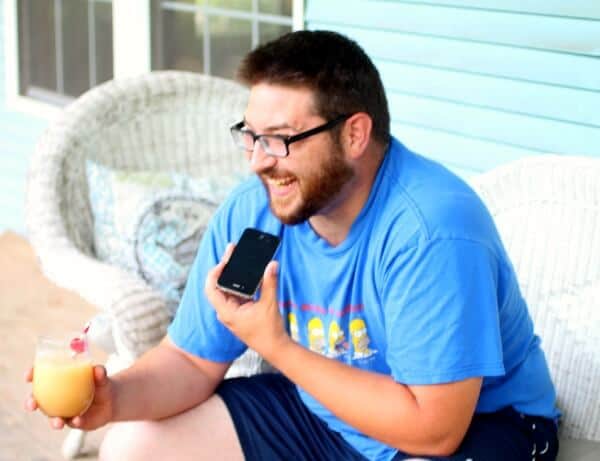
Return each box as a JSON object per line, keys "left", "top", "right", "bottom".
{"left": 86, "top": 160, "right": 244, "bottom": 314}
{"left": 557, "top": 438, "right": 600, "bottom": 461}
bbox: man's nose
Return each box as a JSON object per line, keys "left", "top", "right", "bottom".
{"left": 248, "top": 141, "right": 277, "bottom": 173}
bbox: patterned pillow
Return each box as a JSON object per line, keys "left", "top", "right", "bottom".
{"left": 86, "top": 160, "right": 244, "bottom": 313}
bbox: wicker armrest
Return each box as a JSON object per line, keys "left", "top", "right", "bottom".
{"left": 469, "top": 154, "right": 600, "bottom": 442}
{"left": 32, "top": 243, "right": 170, "bottom": 359}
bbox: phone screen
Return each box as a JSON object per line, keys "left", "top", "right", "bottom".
{"left": 217, "top": 228, "right": 280, "bottom": 299}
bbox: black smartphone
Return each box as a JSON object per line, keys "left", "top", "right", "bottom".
{"left": 216, "top": 228, "right": 280, "bottom": 299}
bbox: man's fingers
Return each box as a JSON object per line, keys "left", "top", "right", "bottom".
{"left": 206, "top": 243, "right": 235, "bottom": 293}
{"left": 209, "top": 250, "right": 245, "bottom": 323}
{"left": 205, "top": 265, "right": 224, "bottom": 299}
{"left": 25, "top": 395, "right": 38, "bottom": 411}
{"left": 24, "top": 367, "right": 33, "bottom": 382}
{"left": 93, "top": 365, "right": 107, "bottom": 384}
{"left": 50, "top": 417, "right": 65, "bottom": 430}
{"left": 222, "top": 242, "right": 235, "bottom": 263}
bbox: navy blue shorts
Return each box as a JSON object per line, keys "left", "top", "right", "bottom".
{"left": 216, "top": 373, "right": 559, "bottom": 461}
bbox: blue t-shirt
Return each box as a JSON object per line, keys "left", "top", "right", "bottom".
{"left": 169, "top": 138, "right": 559, "bottom": 461}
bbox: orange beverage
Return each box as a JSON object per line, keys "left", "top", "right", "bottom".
{"left": 32, "top": 335, "right": 95, "bottom": 418}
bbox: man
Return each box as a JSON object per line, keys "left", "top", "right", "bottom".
{"left": 27, "top": 31, "right": 559, "bottom": 460}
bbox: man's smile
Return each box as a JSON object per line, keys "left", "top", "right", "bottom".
{"left": 264, "top": 175, "right": 298, "bottom": 197}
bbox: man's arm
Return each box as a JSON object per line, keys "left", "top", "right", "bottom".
{"left": 27, "top": 335, "right": 231, "bottom": 431}
{"left": 110, "top": 336, "right": 230, "bottom": 422}
{"left": 267, "top": 339, "right": 481, "bottom": 457}
{"left": 206, "top": 256, "right": 481, "bottom": 457}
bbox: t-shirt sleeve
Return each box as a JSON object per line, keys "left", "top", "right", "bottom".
{"left": 167, "top": 212, "right": 247, "bottom": 362}
{"left": 382, "top": 238, "right": 506, "bottom": 384}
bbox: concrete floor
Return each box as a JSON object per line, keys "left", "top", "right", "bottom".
{"left": 0, "top": 232, "right": 107, "bottom": 461}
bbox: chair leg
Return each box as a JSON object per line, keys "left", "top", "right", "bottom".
{"left": 62, "top": 428, "right": 86, "bottom": 459}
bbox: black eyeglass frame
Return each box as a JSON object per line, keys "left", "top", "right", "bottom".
{"left": 230, "top": 114, "right": 351, "bottom": 158}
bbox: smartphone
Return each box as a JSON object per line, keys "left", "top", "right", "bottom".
{"left": 216, "top": 228, "right": 280, "bottom": 299}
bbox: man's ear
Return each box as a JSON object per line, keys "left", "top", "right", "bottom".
{"left": 342, "top": 113, "right": 372, "bottom": 159}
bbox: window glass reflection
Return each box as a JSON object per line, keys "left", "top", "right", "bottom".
{"left": 210, "top": 17, "right": 252, "bottom": 78}
{"left": 259, "top": 0, "right": 292, "bottom": 16}
{"left": 152, "top": 0, "right": 293, "bottom": 79}
{"left": 159, "top": 9, "right": 205, "bottom": 73}
{"left": 259, "top": 22, "right": 292, "bottom": 46}
{"left": 18, "top": 0, "right": 114, "bottom": 104}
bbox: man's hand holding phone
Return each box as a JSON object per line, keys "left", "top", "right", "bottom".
{"left": 215, "top": 228, "right": 280, "bottom": 300}
{"left": 205, "top": 228, "right": 290, "bottom": 359}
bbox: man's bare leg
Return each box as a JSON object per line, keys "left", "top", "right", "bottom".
{"left": 98, "top": 394, "right": 243, "bottom": 461}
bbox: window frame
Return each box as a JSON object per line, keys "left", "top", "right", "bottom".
{"left": 3, "top": 0, "right": 304, "bottom": 120}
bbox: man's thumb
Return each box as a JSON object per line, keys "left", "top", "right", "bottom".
{"left": 93, "top": 365, "right": 108, "bottom": 384}
{"left": 261, "top": 261, "right": 279, "bottom": 296}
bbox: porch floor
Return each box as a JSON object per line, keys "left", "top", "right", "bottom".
{"left": 0, "top": 232, "right": 107, "bottom": 461}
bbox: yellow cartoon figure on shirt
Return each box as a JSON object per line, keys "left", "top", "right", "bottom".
{"left": 349, "top": 318, "right": 375, "bottom": 359}
{"left": 288, "top": 312, "right": 300, "bottom": 342}
{"left": 327, "top": 321, "right": 347, "bottom": 358}
{"left": 307, "top": 317, "right": 326, "bottom": 354}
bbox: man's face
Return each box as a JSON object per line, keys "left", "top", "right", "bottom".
{"left": 244, "top": 83, "right": 354, "bottom": 225}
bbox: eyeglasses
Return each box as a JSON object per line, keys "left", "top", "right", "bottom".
{"left": 230, "top": 114, "right": 351, "bottom": 158}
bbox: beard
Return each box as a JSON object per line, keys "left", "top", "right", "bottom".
{"left": 261, "top": 143, "right": 355, "bottom": 225}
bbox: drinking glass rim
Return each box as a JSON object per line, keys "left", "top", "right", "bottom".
{"left": 37, "top": 332, "right": 86, "bottom": 343}
{"left": 36, "top": 332, "right": 90, "bottom": 357}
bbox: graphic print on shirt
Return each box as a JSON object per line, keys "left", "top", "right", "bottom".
{"left": 295, "top": 310, "right": 375, "bottom": 362}
{"left": 307, "top": 317, "right": 326, "bottom": 354}
{"left": 288, "top": 312, "right": 300, "bottom": 342}
{"left": 327, "top": 320, "right": 349, "bottom": 358}
{"left": 349, "top": 318, "right": 376, "bottom": 359}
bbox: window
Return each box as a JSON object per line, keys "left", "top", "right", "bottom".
{"left": 17, "top": 0, "right": 114, "bottom": 105}
{"left": 4, "top": 0, "right": 302, "bottom": 116}
{"left": 151, "top": 1, "right": 294, "bottom": 79}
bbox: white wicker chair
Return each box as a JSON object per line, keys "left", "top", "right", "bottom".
{"left": 25, "top": 71, "right": 271, "bottom": 459}
{"left": 470, "top": 155, "right": 600, "bottom": 460}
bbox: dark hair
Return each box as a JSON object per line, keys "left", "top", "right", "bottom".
{"left": 237, "top": 30, "right": 390, "bottom": 146}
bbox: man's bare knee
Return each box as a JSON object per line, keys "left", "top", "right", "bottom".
{"left": 98, "top": 395, "right": 243, "bottom": 461}
{"left": 99, "top": 421, "right": 159, "bottom": 461}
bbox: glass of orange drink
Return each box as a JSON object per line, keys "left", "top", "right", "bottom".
{"left": 32, "top": 333, "right": 95, "bottom": 418}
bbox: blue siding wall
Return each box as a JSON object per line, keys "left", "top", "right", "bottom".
{"left": 2, "top": 1, "right": 599, "bottom": 232}
{"left": 0, "top": 0, "right": 48, "bottom": 234}
{"left": 306, "top": 0, "right": 600, "bottom": 177}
